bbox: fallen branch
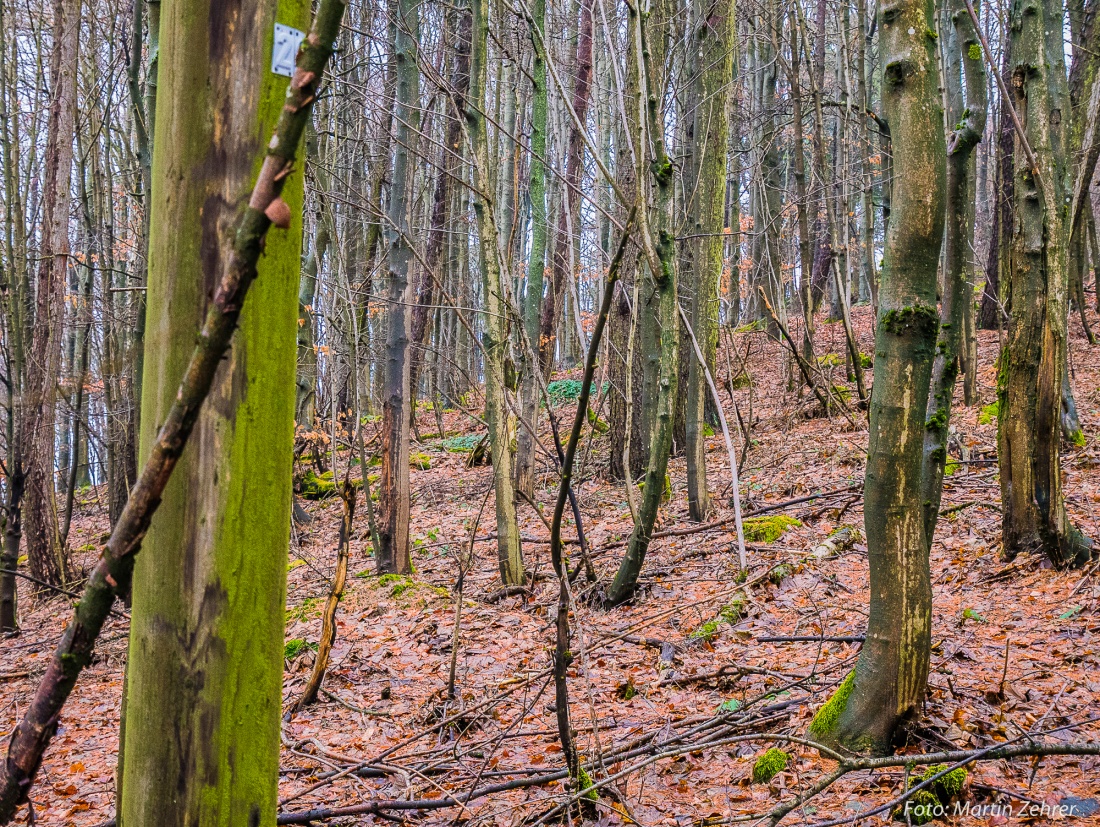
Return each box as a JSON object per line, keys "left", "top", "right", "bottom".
{"left": 294, "top": 478, "right": 356, "bottom": 712}
{"left": 0, "top": 2, "right": 347, "bottom": 818}
{"left": 599, "top": 484, "right": 862, "bottom": 551}
{"left": 757, "top": 635, "right": 865, "bottom": 643}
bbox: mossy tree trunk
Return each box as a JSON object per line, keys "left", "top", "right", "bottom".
{"left": 605, "top": 0, "right": 679, "bottom": 607}
{"left": 922, "top": 0, "right": 987, "bottom": 536}
{"left": 515, "top": 0, "right": 549, "bottom": 500}
{"left": 681, "top": 0, "right": 735, "bottom": 522}
{"left": 118, "top": 0, "right": 308, "bottom": 822}
{"left": 468, "top": 0, "right": 525, "bottom": 585}
{"left": 377, "top": 0, "right": 419, "bottom": 575}
{"left": 997, "top": 0, "right": 1093, "bottom": 568}
{"left": 811, "top": 0, "right": 945, "bottom": 752}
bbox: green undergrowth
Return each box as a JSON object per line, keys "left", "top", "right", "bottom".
{"left": 742, "top": 515, "right": 801, "bottom": 544}
{"left": 283, "top": 638, "right": 317, "bottom": 660}
{"left": 545, "top": 380, "right": 607, "bottom": 405}
{"left": 297, "top": 469, "right": 369, "bottom": 500}
{"left": 978, "top": 401, "right": 999, "bottom": 425}
{"left": 375, "top": 573, "right": 449, "bottom": 599}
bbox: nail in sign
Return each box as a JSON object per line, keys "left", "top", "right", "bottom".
{"left": 272, "top": 23, "right": 305, "bottom": 77}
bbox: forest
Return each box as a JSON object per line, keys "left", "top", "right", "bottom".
{"left": 0, "top": 0, "right": 1098, "bottom": 822}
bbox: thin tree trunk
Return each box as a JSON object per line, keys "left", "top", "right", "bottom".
{"left": 22, "top": 0, "right": 82, "bottom": 589}
{"left": 811, "top": 0, "right": 946, "bottom": 751}
{"left": 296, "top": 480, "right": 356, "bottom": 710}
{"left": 515, "top": 0, "right": 550, "bottom": 499}
{"left": 468, "top": 0, "right": 525, "bottom": 585}
{"left": 376, "top": 0, "right": 419, "bottom": 576}
{"left": 922, "top": 0, "right": 987, "bottom": 539}
{"left": 681, "top": 0, "right": 735, "bottom": 521}
{"left": 605, "top": 0, "right": 679, "bottom": 607}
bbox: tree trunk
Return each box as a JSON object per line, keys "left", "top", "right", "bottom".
{"left": 118, "top": 0, "right": 308, "bottom": 821}
{"left": 21, "top": 0, "right": 81, "bottom": 589}
{"left": 377, "top": 0, "right": 419, "bottom": 576}
{"left": 997, "top": 0, "right": 1093, "bottom": 568}
{"left": 681, "top": 0, "right": 734, "bottom": 521}
{"left": 811, "top": 0, "right": 946, "bottom": 752}
{"left": 978, "top": 44, "right": 1013, "bottom": 331}
{"left": 515, "top": 0, "right": 550, "bottom": 499}
{"left": 468, "top": 0, "right": 525, "bottom": 585}
{"left": 605, "top": 0, "right": 679, "bottom": 607}
{"left": 922, "top": 0, "right": 987, "bottom": 539}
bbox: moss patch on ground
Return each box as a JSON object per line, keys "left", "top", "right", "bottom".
{"left": 742, "top": 515, "right": 801, "bottom": 543}
{"left": 752, "top": 748, "right": 790, "bottom": 783}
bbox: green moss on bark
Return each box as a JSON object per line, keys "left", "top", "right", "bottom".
{"left": 809, "top": 671, "right": 855, "bottom": 738}
{"left": 881, "top": 304, "right": 940, "bottom": 337}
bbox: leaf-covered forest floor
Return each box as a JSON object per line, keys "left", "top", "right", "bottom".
{"left": 5, "top": 306, "right": 1100, "bottom": 826}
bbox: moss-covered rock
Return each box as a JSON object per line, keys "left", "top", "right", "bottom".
{"left": 809, "top": 671, "right": 855, "bottom": 738}
{"left": 283, "top": 638, "right": 317, "bottom": 659}
{"left": 768, "top": 564, "right": 792, "bottom": 585}
{"left": 892, "top": 789, "right": 941, "bottom": 824}
{"left": 918, "top": 763, "right": 968, "bottom": 799}
{"left": 689, "top": 596, "right": 745, "bottom": 641}
{"left": 410, "top": 452, "right": 431, "bottom": 470}
{"left": 751, "top": 748, "right": 789, "bottom": 783}
{"left": 298, "top": 469, "right": 336, "bottom": 499}
{"left": 297, "top": 469, "right": 366, "bottom": 500}
{"left": 742, "top": 515, "right": 801, "bottom": 543}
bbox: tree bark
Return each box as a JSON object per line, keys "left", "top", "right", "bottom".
{"left": 515, "top": 0, "right": 550, "bottom": 499}
{"left": 21, "top": 0, "right": 81, "bottom": 589}
{"left": 605, "top": 0, "right": 679, "bottom": 607}
{"left": 997, "top": 0, "right": 1093, "bottom": 568}
{"left": 812, "top": 0, "right": 946, "bottom": 752}
{"left": 468, "top": 0, "right": 525, "bottom": 585}
{"left": 922, "top": 0, "right": 987, "bottom": 540}
{"left": 377, "top": 0, "right": 419, "bottom": 575}
{"left": 118, "top": 0, "right": 310, "bottom": 822}
{"left": 681, "top": 0, "right": 735, "bottom": 521}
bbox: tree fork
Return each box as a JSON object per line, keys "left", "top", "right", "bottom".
{"left": 0, "top": 2, "right": 347, "bottom": 818}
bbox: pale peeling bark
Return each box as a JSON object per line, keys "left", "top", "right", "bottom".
{"left": 118, "top": 0, "right": 309, "bottom": 823}
{"left": 811, "top": 0, "right": 945, "bottom": 752}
